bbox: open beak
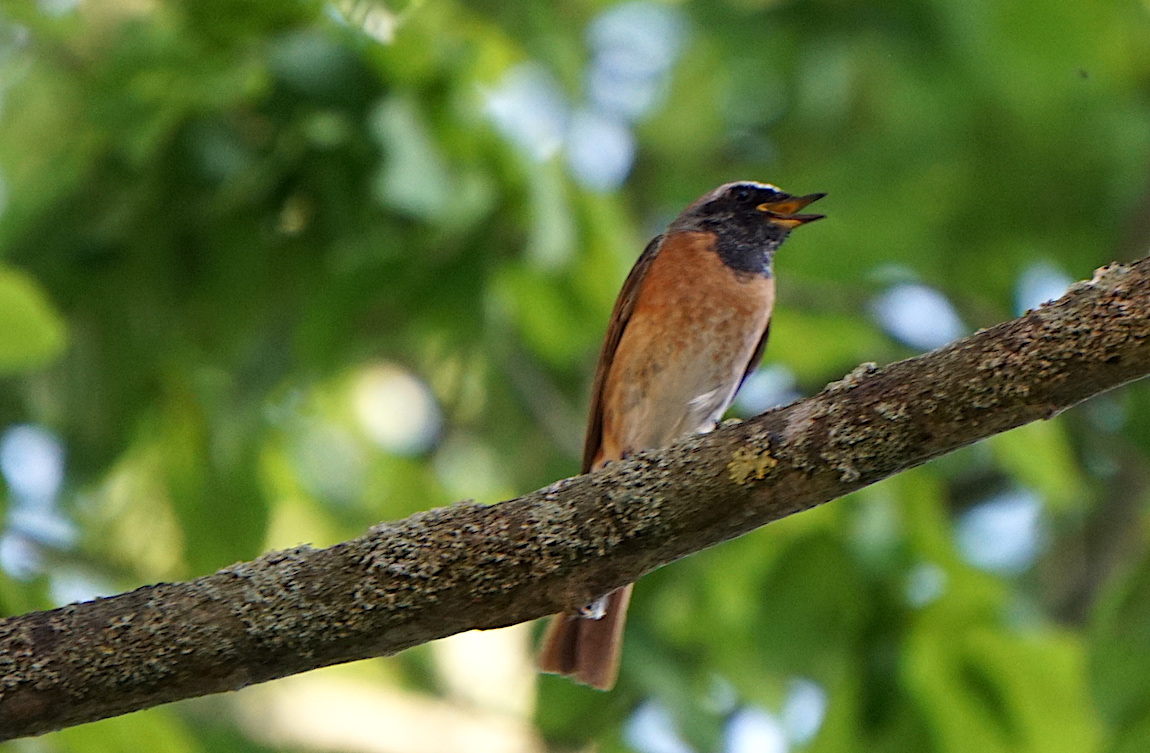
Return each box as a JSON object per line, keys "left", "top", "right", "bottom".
{"left": 756, "top": 192, "right": 826, "bottom": 229}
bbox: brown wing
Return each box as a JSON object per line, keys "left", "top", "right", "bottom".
{"left": 737, "top": 320, "right": 771, "bottom": 394}
{"left": 581, "top": 235, "right": 664, "bottom": 474}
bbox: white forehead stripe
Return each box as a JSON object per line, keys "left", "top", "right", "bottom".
{"left": 704, "top": 181, "right": 783, "bottom": 201}
{"left": 727, "top": 181, "right": 780, "bottom": 189}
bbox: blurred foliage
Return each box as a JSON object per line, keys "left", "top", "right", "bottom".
{"left": 1, "top": 0, "right": 1150, "bottom": 751}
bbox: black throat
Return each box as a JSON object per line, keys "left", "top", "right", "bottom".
{"left": 705, "top": 218, "right": 786, "bottom": 277}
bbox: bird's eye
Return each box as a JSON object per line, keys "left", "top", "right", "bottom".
{"left": 733, "top": 186, "right": 754, "bottom": 203}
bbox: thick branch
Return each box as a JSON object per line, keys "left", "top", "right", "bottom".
{"left": 3, "top": 260, "right": 1150, "bottom": 740}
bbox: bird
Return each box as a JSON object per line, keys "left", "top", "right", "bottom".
{"left": 536, "top": 181, "right": 825, "bottom": 690}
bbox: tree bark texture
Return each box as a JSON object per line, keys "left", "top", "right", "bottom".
{"left": 2, "top": 259, "right": 1150, "bottom": 740}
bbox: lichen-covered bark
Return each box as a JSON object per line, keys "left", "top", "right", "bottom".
{"left": 2, "top": 260, "right": 1149, "bottom": 740}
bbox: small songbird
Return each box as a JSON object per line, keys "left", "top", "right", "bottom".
{"left": 537, "top": 181, "right": 825, "bottom": 690}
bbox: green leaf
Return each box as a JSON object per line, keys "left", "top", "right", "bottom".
{"left": 750, "top": 531, "right": 870, "bottom": 676}
{"left": 0, "top": 265, "right": 67, "bottom": 374}
{"left": 766, "top": 308, "right": 887, "bottom": 382}
{"left": 1090, "top": 551, "right": 1150, "bottom": 730}
{"left": 155, "top": 382, "right": 269, "bottom": 576}
{"left": 52, "top": 706, "right": 196, "bottom": 753}
{"left": 988, "top": 420, "right": 1086, "bottom": 512}
{"left": 372, "top": 96, "right": 455, "bottom": 221}
{"left": 492, "top": 264, "right": 597, "bottom": 367}
{"left": 1107, "top": 711, "right": 1150, "bottom": 753}
{"left": 968, "top": 629, "right": 1101, "bottom": 752}
{"left": 907, "top": 619, "right": 1101, "bottom": 753}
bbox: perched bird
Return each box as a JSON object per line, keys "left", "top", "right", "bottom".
{"left": 537, "top": 181, "right": 825, "bottom": 690}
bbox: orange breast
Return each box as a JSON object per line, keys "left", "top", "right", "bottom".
{"left": 594, "top": 231, "right": 775, "bottom": 467}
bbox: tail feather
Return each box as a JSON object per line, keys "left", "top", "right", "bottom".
{"left": 537, "top": 585, "right": 633, "bottom": 690}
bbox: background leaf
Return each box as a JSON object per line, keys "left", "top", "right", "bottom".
{"left": 0, "top": 265, "right": 67, "bottom": 373}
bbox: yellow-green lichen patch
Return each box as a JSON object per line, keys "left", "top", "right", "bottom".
{"left": 727, "top": 446, "right": 778, "bottom": 485}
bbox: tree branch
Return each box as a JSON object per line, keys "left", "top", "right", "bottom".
{"left": 3, "top": 259, "right": 1150, "bottom": 740}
